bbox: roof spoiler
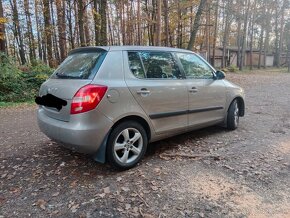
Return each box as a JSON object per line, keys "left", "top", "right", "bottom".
{"left": 68, "top": 46, "right": 109, "bottom": 55}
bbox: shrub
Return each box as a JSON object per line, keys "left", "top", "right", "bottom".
{"left": 0, "top": 53, "right": 26, "bottom": 102}
{"left": 227, "top": 65, "right": 239, "bottom": 72}
{"left": 0, "top": 53, "right": 54, "bottom": 102}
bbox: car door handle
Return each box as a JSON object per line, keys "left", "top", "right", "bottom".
{"left": 137, "top": 89, "right": 150, "bottom": 94}
{"left": 189, "top": 87, "right": 198, "bottom": 93}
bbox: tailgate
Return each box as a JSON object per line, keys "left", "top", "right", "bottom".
{"left": 38, "top": 79, "right": 91, "bottom": 122}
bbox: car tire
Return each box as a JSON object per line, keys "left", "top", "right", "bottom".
{"left": 227, "top": 99, "right": 240, "bottom": 130}
{"left": 106, "top": 121, "right": 148, "bottom": 170}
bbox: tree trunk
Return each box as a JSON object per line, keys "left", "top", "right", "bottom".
{"left": 278, "top": 0, "right": 286, "bottom": 67}
{"left": 43, "top": 0, "right": 53, "bottom": 67}
{"left": 236, "top": 16, "right": 242, "bottom": 68}
{"left": 212, "top": 0, "right": 219, "bottom": 67}
{"left": 205, "top": 2, "right": 210, "bottom": 61}
{"left": 78, "top": 0, "right": 85, "bottom": 46}
{"left": 56, "top": 0, "right": 67, "bottom": 61}
{"left": 24, "top": 0, "right": 36, "bottom": 62}
{"left": 50, "top": 1, "right": 60, "bottom": 63}
{"left": 100, "top": 0, "right": 107, "bottom": 45}
{"left": 258, "top": 28, "right": 264, "bottom": 69}
{"left": 156, "top": 0, "right": 161, "bottom": 46}
{"left": 187, "top": 0, "right": 207, "bottom": 50}
{"left": 34, "top": 0, "right": 43, "bottom": 60}
{"left": 240, "top": 0, "right": 250, "bottom": 71}
{"left": 137, "top": 0, "right": 141, "bottom": 45}
{"left": 177, "top": 2, "right": 182, "bottom": 48}
{"left": 10, "top": 0, "right": 26, "bottom": 64}
{"left": 264, "top": 23, "right": 270, "bottom": 68}
{"left": 249, "top": 5, "right": 255, "bottom": 70}
{"left": 273, "top": 0, "right": 279, "bottom": 67}
{"left": 107, "top": 2, "right": 114, "bottom": 45}
{"left": 163, "top": 0, "right": 169, "bottom": 46}
{"left": 93, "top": 0, "right": 100, "bottom": 46}
{"left": 222, "top": 1, "right": 231, "bottom": 68}
{"left": 0, "top": 0, "right": 6, "bottom": 53}
{"left": 83, "top": 0, "right": 90, "bottom": 45}
{"left": 66, "top": 0, "right": 73, "bottom": 49}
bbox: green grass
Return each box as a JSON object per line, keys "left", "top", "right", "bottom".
{"left": 0, "top": 100, "right": 35, "bottom": 108}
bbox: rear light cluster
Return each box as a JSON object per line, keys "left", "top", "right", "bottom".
{"left": 70, "top": 84, "right": 108, "bottom": 114}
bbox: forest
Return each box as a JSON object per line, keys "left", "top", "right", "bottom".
{"left": 0, "top": 0, "right": 290, "bottom": 102}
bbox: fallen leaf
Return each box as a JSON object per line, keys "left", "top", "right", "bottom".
{"left": 50, "top": 210, "right": 59, "bottom": 216}
{"left": 35, "top": 199, "right": 46, "bottom": 210}
{"left": 143, "top": 214, "right": 155, "bottom": 218}
{"left": 52, "top": 192, "right": 60, "bottom": 197}
{"left": 151, "top": 186, "right": 158, "bottom": 191}
{"left": 0, "top": 196, "right": 6, "bottom": 205}
{"left": 70, "top": 180, "right": 78, "bottom": 188}
{"left": 70, "top": 204, "right": 79, "bottom": 213}
{"left": 103, "top": 186, "right": 110, "bottom": 194}
{"left": 153, "top": 168, "right": 161, "bottom": 174}
{"left": 117, "top": 195, "right": 124, "bottom": 203}
{"left": 125, "top": 203, "right": 131, "bottom": 210}
{"left": 117, "top": 207, "right": 124, "bottom": 212}
{"left": 121, "top": 186, "right": 130, "bottom": 192}
{"left": 116, "top": 177, "right": 122, "bottom": 182}
{"left": 133, "top": 206, "right": 139, "bottom": 213}
{"left": 98, "top": 193, "right": 106, "bottom": 198}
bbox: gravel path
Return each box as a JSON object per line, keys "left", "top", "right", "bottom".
{"left": 1, "top": 69, "right": 290, "bottom": 217}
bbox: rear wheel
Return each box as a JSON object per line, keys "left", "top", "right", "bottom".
{"left": 106, "top": 121, "right": 147, "bottom": 170}
{"left": 227, "top": 99, "right": 240, "bottom": 130}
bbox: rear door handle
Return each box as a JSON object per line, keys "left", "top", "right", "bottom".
{"left": 137, "top": 89, "right": 150, "bottom": 95}
{"left": 189, "top": 87, "right": 198, "bottom": 93}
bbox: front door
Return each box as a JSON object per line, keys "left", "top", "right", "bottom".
{"left": 124, "top": 51, "right": 188, "bottom": 134}
{"left": 175, "top": 52, "right": 227, "bottom": 127}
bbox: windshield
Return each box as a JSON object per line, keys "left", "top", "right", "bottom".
{"left": 51, "top": 51, "right": 106, "bottom": 79}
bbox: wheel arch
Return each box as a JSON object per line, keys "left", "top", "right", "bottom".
{"left": 111, "top": 115, "right": 152, "bottom": 141}
{"left": 93, "top": 114, "right": 152, "bottom": 164}
{"left": 228, "top": 96, "right": 245, "bottom": 117}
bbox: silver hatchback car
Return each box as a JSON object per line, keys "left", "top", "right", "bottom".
{"left": 37, "top": 46, "right": 245, "bottom": 169}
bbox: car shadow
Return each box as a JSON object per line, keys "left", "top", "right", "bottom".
{"left": 21, "top": 124, "right": 227, "bottom": 184}
{"left": 146, "top": 125, "right": 227, "bottom": 157}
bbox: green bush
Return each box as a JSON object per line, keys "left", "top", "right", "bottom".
{"left": 227, "top": 65, "right": 239, "bottom": 72}
{"left": 0, "top": 53, "right": 25, "bottom": 102}
{"left": 0, "top": 53, "right": 54, "bottom": 102}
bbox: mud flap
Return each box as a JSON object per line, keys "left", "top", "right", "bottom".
{"left": 92, "top": 130, "right": 111, "bottom": 163}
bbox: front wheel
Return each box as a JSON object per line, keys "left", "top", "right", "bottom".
{"left": 227, "top": 99, "right": 240, "bottom": 130}
{"left": 106, "top": 121, "right": 148, "bottom": 170}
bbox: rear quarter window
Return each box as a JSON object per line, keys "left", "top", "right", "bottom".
{"left": 51, "top": 52, "right": 107, "bottom": 79}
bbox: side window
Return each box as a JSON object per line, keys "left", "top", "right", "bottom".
{"left": 176, "top": 53, "right": 213, "bottom": 79}
{"left": 128, "top": 52, "right": 146, "bottom": 79}
{"left": 128, "top": 51, "right": 182, "bottom": 79}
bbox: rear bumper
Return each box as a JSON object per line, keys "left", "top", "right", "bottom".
{"left": 37, "top": 108, "right": 113, "bottom": 154}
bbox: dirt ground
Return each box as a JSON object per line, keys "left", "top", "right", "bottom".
{"left": 1, "top": 69, "right": 290, "bottom": 218}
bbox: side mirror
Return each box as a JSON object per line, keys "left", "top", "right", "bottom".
{"left": 214, "top": 70, "right": 225, "bottom": 80}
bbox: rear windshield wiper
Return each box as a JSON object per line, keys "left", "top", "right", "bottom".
{"left": 55, "top": 72, "right": 80, "bottom": 79}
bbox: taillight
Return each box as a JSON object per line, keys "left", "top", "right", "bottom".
{"left": 70, "top": 84, "right": 108, "bottom": 114}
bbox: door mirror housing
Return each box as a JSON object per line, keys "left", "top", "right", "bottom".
{"left": 214, "top": 70, "right": 226, "bottom": 80}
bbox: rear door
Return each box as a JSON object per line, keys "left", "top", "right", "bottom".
{"left": 175, "top": 52, "right": 226, "bottom": 127}
{"left": 124, "top": 51, "right": 188, "bottom": 134}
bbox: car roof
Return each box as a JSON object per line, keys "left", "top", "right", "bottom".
{"left": 69, "top": 46, "right": 195, "bottom": 55}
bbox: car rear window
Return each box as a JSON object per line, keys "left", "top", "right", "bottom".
{"left": 51, "top": 51, "right": 107, "bottom": 79}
